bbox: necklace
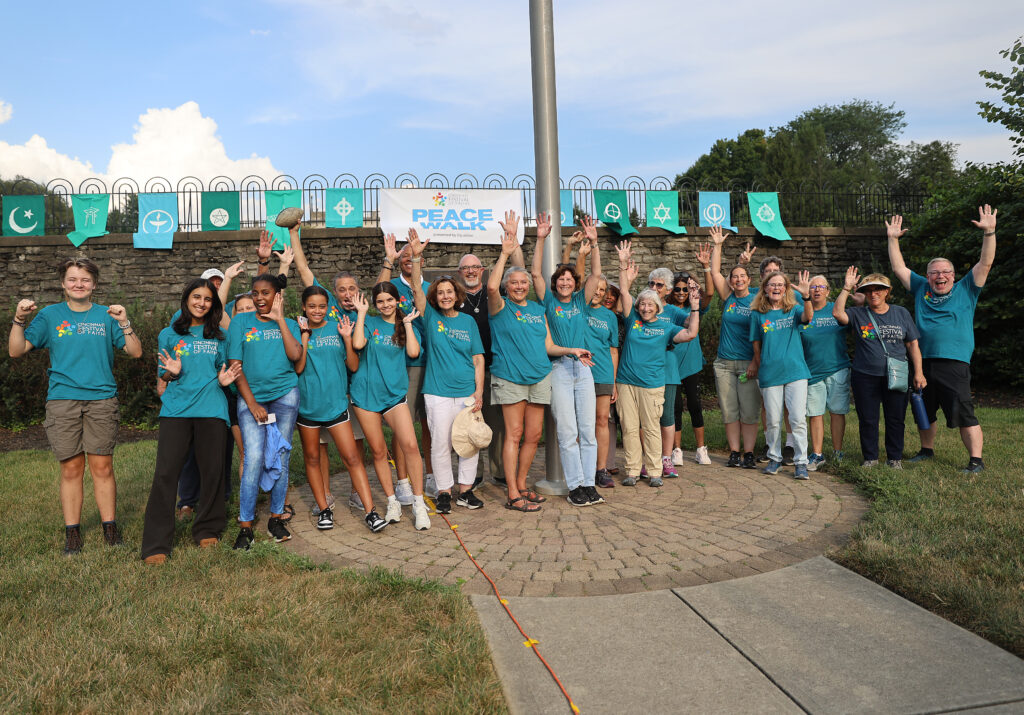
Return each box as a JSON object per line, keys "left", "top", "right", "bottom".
{"left": 463, "top": 288, "right": 485, "bottom": 314}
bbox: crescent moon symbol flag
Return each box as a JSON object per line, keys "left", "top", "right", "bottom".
{"left": 8, "top": 208, "right": 38, "bottom": 234}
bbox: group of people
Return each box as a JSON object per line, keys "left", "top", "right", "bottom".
{"left": 8, "top": 205, "right": 996, "bottom": 560}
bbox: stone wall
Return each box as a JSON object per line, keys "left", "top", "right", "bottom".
{"left": 2, "top": 226, "right": 887, "bottom": 307}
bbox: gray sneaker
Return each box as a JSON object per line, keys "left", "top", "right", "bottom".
{"left": 886, "top": 459, "right": 903, "bottom": 470}
{"left": 622, "top": 475, "right": 638, "bottom": 487}
{"left": 649, "top": 476, "right": 664, "bottom": 488}
{"left": 794, "top": 465, "right": 809, "bottom": 480}
{"left": 860, "top": 459, "right": 879, "bottom": 468}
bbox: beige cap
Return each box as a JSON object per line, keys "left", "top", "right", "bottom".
{"left": 451, "top": 405, "right": 493, "bottom": 458}
{"left": 857, "top": 273, "right": 892, "bottom": 292}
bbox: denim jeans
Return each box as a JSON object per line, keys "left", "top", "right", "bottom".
{"left": 236, "top": 387, "right": 300, "bottom": 522}
{"left": 761, "top": 380, "right": 809, "bottom": 465}
{"left": 550, "top": 356, "right": 597, "bottom": 489}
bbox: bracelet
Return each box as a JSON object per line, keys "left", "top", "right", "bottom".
{"left": 123, "top": 330, "right": 135, "bottom": 337}
{"left": 410, "top": 257, "right": 422, "bottom": 264}
{"left": 382, "top": 260, "right": 394, "bottom": 270}
{"left": 164, "top": 371, "right": 181, "bottom": 382}
{"left": 983, "top": 231, "right": 995, "bottom": 237}
{"left": 119, "top": 321, "right": 131, "bottom": 329}
{"left": 12, "top": 318, "right": 26, "bottom": 327}
{"left": 703, "top": 267, "right": 711, "bottom": 272}
{"left": 257, "top": 259, "right": 270, "bottom": 266}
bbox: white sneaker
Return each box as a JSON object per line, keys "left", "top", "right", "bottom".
{"left": 671, "top": 447, "right": 684, "bottom": 466}
{"left": 395, "top": 478, "right": 414, "bottom": 506}
{"left": 412, "top": 501, "right": 431, "bottom": 531}
{"left": 423, "top": 473, "right": 439, "bottom": 499}
{"left": 385, "top": 498, "right": 402, "bottom": 524}
{"left": 694, "top": 446, "right": 712, "bottom": 465}
{"left": 348, "top": 491, "right": 364, "bottom": 510}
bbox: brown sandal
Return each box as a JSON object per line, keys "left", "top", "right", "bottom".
{"left": 521, "top": 489, "right": 547, "bottom": 504}
{"left": 504, "top": 496, "right": 541, "bottom": 513}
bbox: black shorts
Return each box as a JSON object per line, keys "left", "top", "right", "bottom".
{"left": 296, "top": 410, "right": 350, "bottom": 429}
{"left": 224, "top": 388, "right": 239, "bottom": 428}
{"left": 922, "top": 359, "right": 979, "bottom": 428}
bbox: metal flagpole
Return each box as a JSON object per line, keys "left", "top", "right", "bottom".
{"left": 529, "top": 0, "right": 567, "bottom": 496}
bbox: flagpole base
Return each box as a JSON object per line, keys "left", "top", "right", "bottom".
{"left": 534, "top": 410, "right": 568, "bottom": 496}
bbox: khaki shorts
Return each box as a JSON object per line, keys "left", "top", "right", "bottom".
{"left": 406, "top": 365, "right": 426, "bottom": 421}
{"left": 713, "top": 358, "right": 762, "bottom": 424}
{"left": 490, "top": 373, "right": 552, "bottom": 406}
{"left": 43, "top": 398, "right": 119, "bottom": 462}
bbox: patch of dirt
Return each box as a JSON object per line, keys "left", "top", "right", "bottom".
{"left": 973, "top": 389, "right": 1024, "bottom": 409}
{"left": 0, "top": 425, "right": 157, "bottom": 453}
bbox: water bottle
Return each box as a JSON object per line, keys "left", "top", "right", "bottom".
{"left": 910, "top": 389, "right": 930, "bottom": 430}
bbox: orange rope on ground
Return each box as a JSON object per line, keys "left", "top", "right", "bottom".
{"left": 435, "top": 509, "right": 580, "bottom": 715}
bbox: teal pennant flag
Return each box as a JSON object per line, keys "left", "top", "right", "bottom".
{"left": 325, "top": 188, "right": 362, "bottom": 228}
{"left": 2, "top": 194, "right": 45, "bottom": 236}
{"left": 593, "top": 190, "right": 637, "bottom": 236}
{"left": 201, "top": 191, "right": 240, "bottom": 232}
{"left": 559, "top": 190, "right": 574, "bottom": 227}
{"left": 645, "top": 191, "right": 686, "bottom": 234}
{"left": 265, "top": 189, "right": 302, "bottom": 248}
{"left": 698, "top": 191, "right": 737, "bottom": 233}
{"left": 68, "top": 194, "right": 109, "bottom": 247}
{"left": 747, "top": 192, "right": 791, "bottom": 241}
{"left": 133, "top": 193, "right": 178, "bottom": 249}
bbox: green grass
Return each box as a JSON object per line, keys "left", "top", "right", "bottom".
{"left": 0, "top": 441, "right": 507, "bottom": 713}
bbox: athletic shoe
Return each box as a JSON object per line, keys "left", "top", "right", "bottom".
{"left": 456, "top": 489, "right": 484, "bottom": 510}
{"left": 233, "top": 527, "right": 254, "bottom": 551}
{"left": 662, "top": 456, "right": 679, "bottom": 478}
{"left": 412, "top": 502, "right": 431, "bottom": 530}
{"left": 325, "top": 493, "right": 335, "bottom": 510}
{"left": 348, "top": 492, "right": 364, "bottom": 510}
{"left": 622, "top": 475, "right": 638, "bottom": 487}
{"left": 694, "top": 446, "right": 711, "bottom": 465}
{"left": 806, "top": 453, "right": 825, "bottom": 472}
{"left": 649, "top": 476, "right": 664, "bottom": 488}
{"left": 762, "top": 460, "right": 781, "bottom": 475}
{"left": 794, "top": 465, "right": 810, "bottom": 480}
{"left": 567, "top": 486, "right": 591, "bottom": 506}
{"left": 473, "top": 473, "right": 484, "bottom": 489}
{"left": 756, "top": 446, "right": 769, "bottom": 463}
{"left": 886, "top": 459, "right": 903, "bottom": 470}
{"left": 962, "top": 460, "right": 985, "bottom": 474}
{"left": 639, "top": 465, "right": 648, "bottom": 479}
{"left": 395, "top": 478, "right": 415, "bottom": 505}
{"left": 316, "top": 508, "right": 334, "bottom": 530}
{"left": 830, "top": 451, "right": 845, "bottom": 464}
{"left": 102, "top": 521, "right": 123, "bottom": 547}
{"left": 671, "top": 447, "right": 684, "bottom": 466}
{"left": 595, "top": 469, "right": 615, "bottom": 488}
{"left": 267, "top": 517, "right": 291, "bottom": 542}
{"left": 364, "top": 510, "right": 387, "bottom": 533}
{"left": 726, "top": 451, "right": 742, "bottom": 468}
{"left": 63, "top": 525, "right": 83, "bottom": 556}
{"left": 782, "top": 446, "right": 795, "bottom": 466}
{"left": 585, "top": 486, "right": 605, "bottom": 504}
{"left": 424, "top": 474, "right": 439, "bottom": 499}
{"left": 741, "top": 452, "right": 756, "bottom": 469}
{"left": 435, "top": 492, "right": 453, "bottom": 514}
{"left": 385, "top": 498, "right": 402, "bottom": 524}
{"left": 860, "top": 459, "right": 879, "bottom": 468}
{"left": 907, "top": 450, "right": 934, "bottom": 464}
{"left": 310, "top": 503, "right": 322, "bottom": 517}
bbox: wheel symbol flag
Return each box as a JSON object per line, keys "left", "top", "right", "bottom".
{"left": 757, "top": 204, "right": 776, "bottom": 223}
{"left": 603, "top": 202, "right": 621, "bottom": 221}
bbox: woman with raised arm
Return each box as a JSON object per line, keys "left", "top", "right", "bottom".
{"left": 532, "top": 212, "right": 600, "bottom": 507}
{"left": 834, "top": 267, "right": 925, "bottom": 469}
{"left": 749, "top": 270, "right": 812, "bottom": 478}
{"left": 668, "top": 268, "right": 711, "bottom": 466}
{"left": 294, "top": 286, "right": 385, "bottom": 533}
{"left": 349, "top": 284, "right": 431, "bottom": 530}
{"left": 226, "top": 273, "right": 302, "bottom": 550}
{"left": 615, "top": 243, "right": 701, "bottom": 487}
{"left": 141, "top": 279, "right": 241, "bottom": 564}
{"left": 700, "top": 226, "right": 761, "bottom": 469}
{"left": 585, "top": 270, "right": 619, "bottom": 490}
{"left": 9, "top": 256, "right": 143, "bottom": 555}
{"left": 407, "top": 229, "right": 487, "bottom": 513}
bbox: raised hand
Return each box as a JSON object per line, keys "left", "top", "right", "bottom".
{"left": 403, "top": 307, "right": 420, "bottom": 324}
{"left": 407, "top": 227, "right": 428, "bottom": 257}
{"left": 615, "top": 239, "right": 632, "bottom": 265}
{"left": 500, "top": 230, "right": 518, "bottom": 258}
{"left": 739, "top": 241, "right": 757, "bottom": 264}
{"left": 352, "top": 291, "right": 369, "bottom": 315}
{"left": 218, "top": 362, "right": 242, "bottom": 386}
{"left": 14, "top": 299, "right": 37, "bottom": 322}
{"left": 383, "top": 233, "right": 400, "bottom": 263}
{"left": 158, "top": 349, "right": 182, "bottom": 378}
{"left": 581, "top": 214, "right": 598, "bottom": 244}
{"left": 688, "top": 287, "right": 701, "bottom": 309}
{"left": 499, "top": 210, "right": 520, "bottom": 240}
{"left": 258, "top": 230, "right": 273, "bottom": 261}
{"left": 567, "top": 230, "right": 584, "bottom": 247}
{"left": 622, "top": 260, "right": 639, "bottom": 286}
{"left": 844, "top": 266, "right": 860, "bottom": 292}
{"left": 709, "top": 225, "right": 728, "bottom": 246}
{"left": 297, "top": 315, "right": 310, "bottom": 333}
{"left": 275, "top": 245, "right": 294, "bottom": 273}
{"left": 578, "top": 239, "right": 593, "bottom": 258}
{"left": 535, "top": 211, "right": 551, "bottom": 240}
{"left": 971, "top": 204, "right": 997, "bottom": 233}
{"left": 338, "top": 315, "right": 354, "bottom": 338}
{"left": 267, "top": 293, "right": 284, "bottom": 322}
{"left": 225, "top": 260, "right": 245, "bottom": 280}
{"left": 695, "top": 242, "right": 711, "bottom": 268}
{"left": 885, "top": 215, "right": 908, "bottom": 241}
{"left": 796, "top": 270, "right": 811, "bottom": 297}
{"left": 107, "top": 305, "right": 128, "bottom": 324}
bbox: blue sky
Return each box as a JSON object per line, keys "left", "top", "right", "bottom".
{"left": 0, "top": 0, "right": 1020, "bottom": 189}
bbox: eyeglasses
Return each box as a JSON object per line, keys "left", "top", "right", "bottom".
{"left": 927, "top": 270, "right": 954, "bottom": 276}
{"left": 809, "top": 285, "right": 829, "bottom": 292}
{"left": 459, "top": 264, "right": 483, "bottom": 271}
{"left": 648, "top": 281, "right": 666, "bottom": 289}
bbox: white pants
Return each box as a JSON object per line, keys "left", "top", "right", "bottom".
{"left": 761, "top": 380, "right": 808, "bottom": 465}
{"left": 424, "top": 394, "right": 479, "bottom": 491}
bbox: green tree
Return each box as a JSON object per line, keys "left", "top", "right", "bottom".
{"left": 978, "top": 35, "right": 1024, "bottom": 158}
{"left": 673, "top": 129, "right": 768, "bottom": 189}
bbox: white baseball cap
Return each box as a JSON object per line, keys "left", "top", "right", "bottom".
{"left": 201, "top": 268, "right": 225, "bottom": 281}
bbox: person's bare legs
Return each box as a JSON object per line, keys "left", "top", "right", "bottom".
{"left": 299, "top": 427, "right": 329, "bottom": 510}
{"left": 501, "top": 401, "right": 526, "bottom": 501}
{"left": 353, "top": 407, "right": 395, "bottom": 496}
{"left": 724, "top": 422, "right": 741, "bottom": 453}
{"left": 961, "top": 424, "right": 983, "bottom": 459}
{"left": 86, "top": 453, "right": 116, "bottom": 522}
{"left": 595, "top": 394, "right": 612, "bottom": 470}
{"left": 318, "top": 443, "right": 332, "bottom": 503}
{"left": 59, "top": 454, "right": 87, "bottom": 525}
{"left": 328, "top": 422, "right": 376, "bottom": 513}
{"left": 384, "top": 405, "right": 424, "bottom": 495}
{"left": 831, "top": 413, "right": 846, "bottom": 452}
{"left": 741, "top": 422, "right": 758, "bottom": 453}
{"left": 518, "top": 404, "right": 545, "bottom": 496}
{"left": 809, "top": 415, "right": 825, "bottom": 455}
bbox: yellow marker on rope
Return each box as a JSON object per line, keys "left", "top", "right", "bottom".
{"left": 570, "top": 702, "right": 580, "bottom": 713}
{"left": 450, "top": 524, "right": 458, "bottom": 530}
{"left": 499, "top": 599, "right": 508, "bottom": 605}
{"left": 523, "top": 638, "right": 539, "bottom": 648}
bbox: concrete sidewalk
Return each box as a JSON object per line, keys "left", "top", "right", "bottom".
{"left": 472, "top": 557, "right": 1024, "bottom": 714}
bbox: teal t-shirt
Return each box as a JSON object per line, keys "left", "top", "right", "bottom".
{"left": 749, "top": 306, "right": 811, "bottom": 388}
{"left": 227, "top": 311, "right": 300, "bottom": 403}
{"left": 157, "top": 325, "right": 229, "bottom": 424}
{"left": 24, "top": 303, "right": 126, "bottom": 401}
{"left": 298, "top": 321, "right": 350, "bottom": 421}
{"left": 585, "top": 305, "right": 619, "bottom": 385}
{"left": 349, "top": 315, "right": 420, "bottom": 412}
{"left": 909, "top": 270, "right": 981, "bottom": 363}
{"left": 391, "top": 276, "right": 429, "bottom": 367}
{"left": 544, "top": 290, "right": 588, "bottom": 355}
{"left": 422, "top": 304, "right": 484, "bottom": 398}
{"left": 799, "top": 303, "right": 851, "bottom": 384}
{"left": 661, "top": 304, "right": 689, "bottom": 384}
{"left": 717, "top": 292, "right": 756, "bottom": 361}
{"left": 674, "top": 305, "right": 708, "bottom": 380}
{"left": 489, "top": 298, "right": 551, "bottom": 385}
{"left": 617, "top": 308, "right": 675, "bottom": 389}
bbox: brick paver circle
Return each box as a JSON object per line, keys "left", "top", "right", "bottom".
{"left": 284, "top": 447, "right": 866, "bottom": 598}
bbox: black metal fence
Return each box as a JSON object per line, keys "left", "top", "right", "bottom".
{"left": 2, "top": 173, "right": 931, "bottom": 234}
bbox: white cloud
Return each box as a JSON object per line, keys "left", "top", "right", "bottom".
{"left": 943, "top": 132, "right": 1017, "bottom": 165}
{"left": 0, "top": 100, "right": 11, "bottom": 124}
{"left": 0, "top": 102, "right": 279, "bottom": 187}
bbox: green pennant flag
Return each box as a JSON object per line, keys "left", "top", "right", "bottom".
{"left": 68, "top": 194, "right": 109, "bottom": 247}
{"left": 593, "top": 190, "right": 637, "bottom": 236}
{"left": 645, "top": 191, "right": 686, "bottom": 234}
{"left": 2, "top": 194, "right": 45, "bottom": 236}
{"left": 747, "top": 192, "right": 791, "bottom": 241}
{"left": 325, "top": 187, "right": 363, "bottom": 228}
{"left": 201, "top": 191, "right": 240, "bottom": 232}
{"left": 265, "top": 189, "right": 302, "bottom": 248}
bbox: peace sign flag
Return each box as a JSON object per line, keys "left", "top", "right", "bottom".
{"left": 2, "top": 195, "right": 44, "bottom": 237}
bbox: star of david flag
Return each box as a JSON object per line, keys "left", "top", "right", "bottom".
{"left": 132, "top": 193, "right": 178, "bottom": 249}
{"left": 747, "top": 192, "right": 791, "bottom": 241}
{"left": 559, "top": 190, "right": 574, "bottom": 227}
{"left": 265, "top": 189, "right": 302, "bottom": 248}
{"left": 645, "top": 191, "right": 686, "bottom": 235}
{"left": 2, "top": 195, "right": 45, "bottom": 237}
{"left": 201, "top": 191, "right": 240, "bottom": 232}
{"left": 325, "top": 188, "right": 363, "bottom": 229}
{"left": 68, "top": 194, "right": 110, "bottom": 247}
{"left": 698, "top": 192, "right": 737, "bottom": 232}
{"left": 593, "top": 190, "right": 637, "bottom": 236}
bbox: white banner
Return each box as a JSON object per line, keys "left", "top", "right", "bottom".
{"left": 379, "top": 188, "right": 525, "bottom": 245}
